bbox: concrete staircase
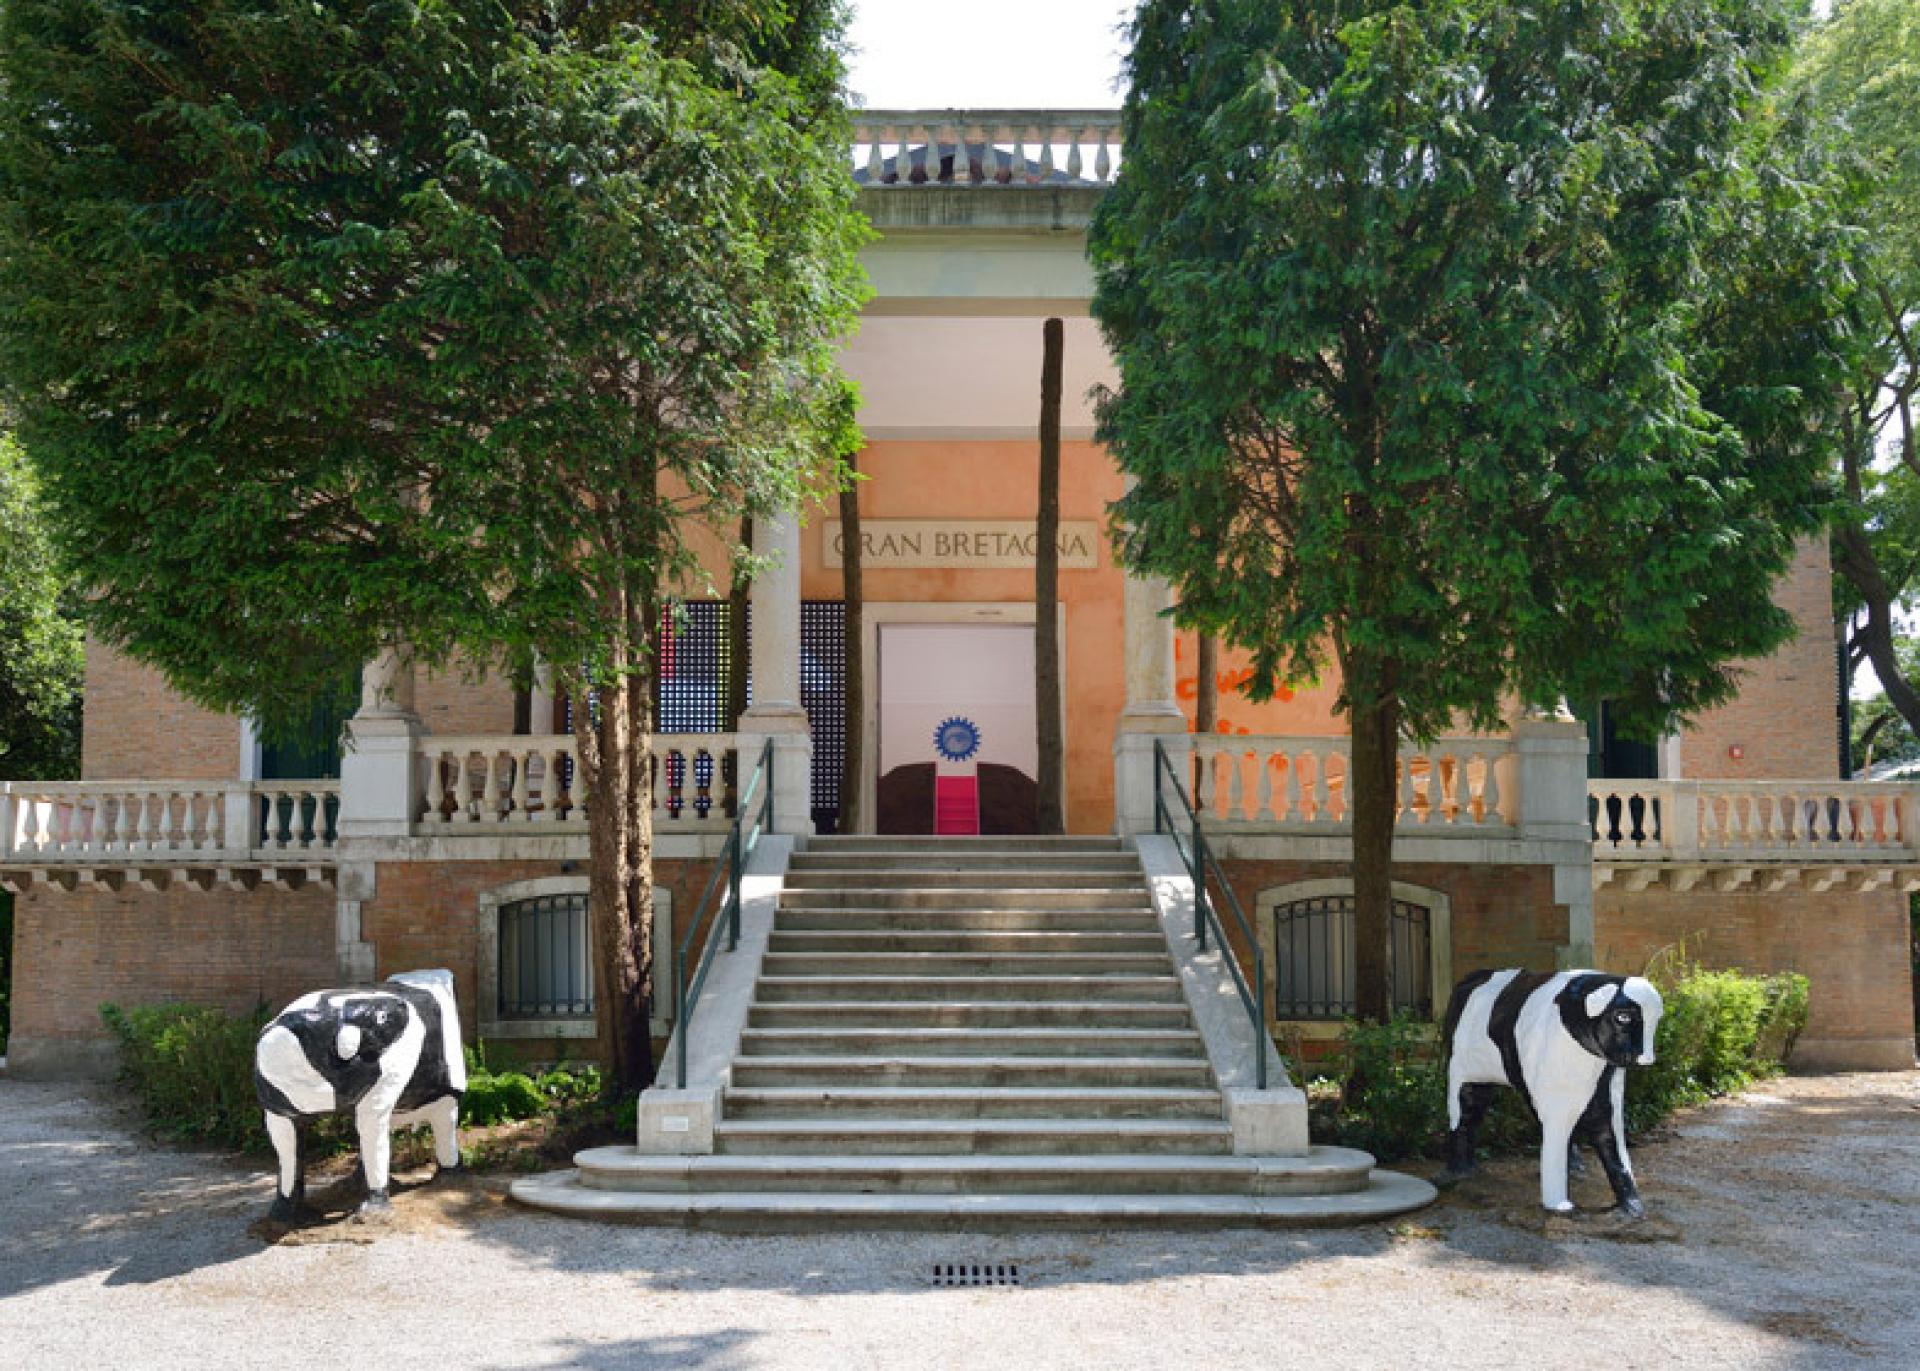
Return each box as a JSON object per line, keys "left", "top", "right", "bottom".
{"left": 512, "top": 835, "right": 1435, "bottom": 1228}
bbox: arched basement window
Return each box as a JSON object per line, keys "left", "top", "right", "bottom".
{"left": 1271, "top": 894, "right": 1432, "bottom": 1021}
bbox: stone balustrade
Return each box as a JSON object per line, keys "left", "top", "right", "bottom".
{"left": 1189, "top": 735, "right": 1518, "bottom": 832}
{"left": 0, "top": 779, "right": 338, "bottom": 862}
{"left": 415, "top": 734, "right": 738, "bottom": 830}
{"left": 851, "top": 109, "right": 1122, "bottom": 187}
{"left": 1590, "top": 779, "right": 1920, "bottom": 863}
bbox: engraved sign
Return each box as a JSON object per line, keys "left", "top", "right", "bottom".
{"left": 824, "top": 520, "right": 1101, "bottom": 570}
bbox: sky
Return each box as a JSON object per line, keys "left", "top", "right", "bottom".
{"left": 844, "top": 0, "right": 1135, "bottom": 109}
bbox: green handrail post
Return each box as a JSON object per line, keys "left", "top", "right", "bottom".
{"left": 673, "top": 737, "right": 774, "bottom": 1088}
{"left": 1150, "top": 736, "right": 1268, "bottom": 1090}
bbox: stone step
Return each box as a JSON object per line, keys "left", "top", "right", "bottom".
{"left": 775, "top": 908, "right": 1163, "bottom": 933}
{"left": 804, "top": 836, "right": 1125, "bottom": 853}
{"left": 783, "top": 870, "right": 1143, "bottom": 890}
{"left": 722, "top": 1086, "right": 1224, "bottom": 1121}
{"left": 565, "top": 1146, "right": 1379, "bottom": 1197}
{"left": 790, "top": 852, "right": 1143, "bottom": 873}
{"left": 712, "top": 1117, "right": 1235, "bottom": 1156}
{"left": 780, "top": 887, "right": 1153, "bottom": 911}
{"left": 753, "top": 974, "right": 1186, "bottom": 1003}
{"left": 747, "top": 1001, "right": 1194, "bottom": 1031}
{"left": 738, "top": 1026, "right": 1207, "bottom": 1058}
{"left": 767, "top": 930, "right": 1168, "bottom": 954}
{"left": 758, "top": 951, "right": 1174, "bottom": 978}
{"left": 728, "top": 1055, "right": 1217, "bottom": 1088}
{"left": 511, "top": 1168, "right": 1440, "bottom": 1228}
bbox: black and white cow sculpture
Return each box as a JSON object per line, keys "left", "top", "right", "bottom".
{"left": 254, "top": 969, "right": 466, "bottom": 1222}
{"left": 1440, "top": 968, "right": 1664, "bottom": 1217}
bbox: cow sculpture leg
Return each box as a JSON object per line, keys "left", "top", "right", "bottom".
{"left": 264, "top": 1113, "right": 305, "bottom": 1223}
{"left": 1577, "top": 1068, "right": 1643, "bottom": 1217}
{"left": 1537, "top": 1101, "right": 1582, "bottom": 1213}
{"left": 427, "top": 1095, "right": 462, "bottom": 1173}
{"left": 1441, "top": 1082, "right": 1498, "bottom": 1182}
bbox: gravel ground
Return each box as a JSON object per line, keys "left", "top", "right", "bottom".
{"left": 1, "top": 1070, "right": 1916, "bottom": 1370}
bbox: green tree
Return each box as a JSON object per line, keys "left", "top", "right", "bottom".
{"left": 0, "top": 1, "right": 866, "bottom": 1089}
{"left": 0, "top": 433, "right": 83, "bottom": 782}
{"left": 1092, "top": 0, "right": 1852, "bottom": 1020}
{"left": 1795, "top": 0, "right": 1920, "bottom": 741}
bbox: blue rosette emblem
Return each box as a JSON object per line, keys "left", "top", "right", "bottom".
{"left": 934, "top": 716, "right": 982, "bottom": 763}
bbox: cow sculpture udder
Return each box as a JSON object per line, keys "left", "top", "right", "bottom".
{"left": 254, "top": 968, "right": 466, "bottom": 1222}
{"left": 1440, "top": 968, "right": 1664, "bottom": 1217}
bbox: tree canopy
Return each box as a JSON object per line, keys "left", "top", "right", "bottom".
{"left": 0, "top": 432, "right": 83, "bottom": 781}
{"left": 1792, "top": 0, "right": 1920, "bottom": 742}
{"left": 1092, "top": 0, "right": 1854, "bottom": 1019}
{"left": 0, "top": 0, "right": 868, "bottom": 1085}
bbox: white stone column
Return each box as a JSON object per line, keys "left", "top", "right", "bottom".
{"left": 1514, "top": 713, "right": 1598, "bottom": 965}
{"left": 1114, "top": 569, "right": 1190, "bottom": 834}
{"left": 737, "top": 510, "right": 813, "bottom": 835}
{"left": 338, "top": 644, "right": 422, "bottom": 839}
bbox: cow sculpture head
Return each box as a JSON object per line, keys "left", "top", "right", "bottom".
{"left": 1558, "top": 974, "right": 1664, "bottom": 1068}
{"left": 330, "top": 992, "right": 412, "bottom": 1064}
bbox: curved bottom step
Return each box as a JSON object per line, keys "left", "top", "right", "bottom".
{"left": 508, "top": 1167, "right": 1436, "bottom": 1230}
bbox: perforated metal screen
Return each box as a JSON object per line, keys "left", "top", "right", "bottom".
{"left": 564, "top": 599, "right": 846, "bottom": 831}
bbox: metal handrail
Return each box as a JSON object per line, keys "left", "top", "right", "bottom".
{"left": 1153, "top": 738, "right": 1268, "bottom": 1090}
{"left": 674, "top": 737, "right": 775, "bottom": 1089}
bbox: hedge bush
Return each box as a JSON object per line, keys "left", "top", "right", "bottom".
{"left": 101, "top": 1002, "right": 277, "bottom": 1152}
{"left": 1309, "top": 963, "right": 1810, "bottom": 1164}
{"left": 103, "top": 1002, "right": 614, "bottom": 1151}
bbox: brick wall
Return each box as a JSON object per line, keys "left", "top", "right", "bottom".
{"left": 80, "top": 637, "right": 240, "bottom": 781}
{"left": 1595, "top": 886, "right": 1915, "bottom": 1070}
{"left": 414, "top": 653, "right": 518, "bottom": 737}
{"left": 1679, "top": 539, "right": 1841, "bottom": 781}
{"left": 6, "top": 880, "right": 336, "bottom": 1075}
{"left": 360, "top": 857, "right": 703, "bottom": 1050}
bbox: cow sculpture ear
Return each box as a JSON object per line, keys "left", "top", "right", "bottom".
{"left": 1584, "top": 983, "right": 1616, "bottom": 1019}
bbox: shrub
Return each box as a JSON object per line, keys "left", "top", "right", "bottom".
{"left": 101, "top": 1001, "right": 274, "bottom": 1152}
{"left": 460, "top": 1070, "right": 546, "bottom": 1127}
{"left": 1315, "top": 964, "right": 1812, "bottom": 1161}
{"left": 1625, "top": 963, "right": 1808, "bottom": 1132}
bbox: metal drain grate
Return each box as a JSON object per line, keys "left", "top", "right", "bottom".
{"left": 931, "top": 1261, "right": 1021, "bottom": 1288}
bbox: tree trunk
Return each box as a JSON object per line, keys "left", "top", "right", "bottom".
{"left": 839, "top": 455, "right": 865, "bottom": 834}
{"left": 1194, "top": 634, "right": 1218, "bottom": 804}
{"left": 1347, "top": 689, "right": 1400, "bottom": 1025}
{"left": 1035, "top": 316, "right": 1065, "bottom": 834}
{"left": 574, "top": 586, "right": 659, "bottom": 1094}
{"left": 1835, "top": 521, "right": 1920, "bottom": 740}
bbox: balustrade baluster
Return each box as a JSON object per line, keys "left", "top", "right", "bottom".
{"left": 1095, "top": 134, "right": 1113, "bottom": 183}
{"left": 1481, "top": 754, "right": 1503, "bottom": 825}
{"left": 1011, "top": 129, "right": 1029, "bottom": 183}
{"left": 1038, "top": 131, "right": 1055, "bottom": 181}
{"left": 1256, "top": 754, "right": 1276, "bottom": 823}
{"left": 479, "top": 751, "right": 502, "bottom": 824}
{"left": 1227, "top": 746, "right": 1247, "bottom": 820}
{"left": 424, "top": 751, "right": 446, "bottom": 822}
{"left": 454, "top": 753, "right": 477, "bottom": 824}
{"left": 512, "top": 749, "right": 532, "bottom": 822}
{"left": 1066, "top": 132, "right": 1084, "bottom": 180}
{"left": 915, "top": 126, "right": 935, "bottom": 183}
{"left": 1314, "top": 752, "right": 1334, "bottom": 823}
{"left": 865, "top": 131, "right": 883, "bottom": 184}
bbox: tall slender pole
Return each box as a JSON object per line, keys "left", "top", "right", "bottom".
{"left": 1035, "top": 317, "right": 1066, "bottom": 834}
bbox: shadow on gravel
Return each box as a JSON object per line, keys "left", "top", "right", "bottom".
{"left": 485, "top": 1330, "right": 759, "bottom": 1370}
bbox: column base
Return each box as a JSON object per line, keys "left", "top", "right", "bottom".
{"left": 736, "top": 725, "right": 813, "bottom": 837}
